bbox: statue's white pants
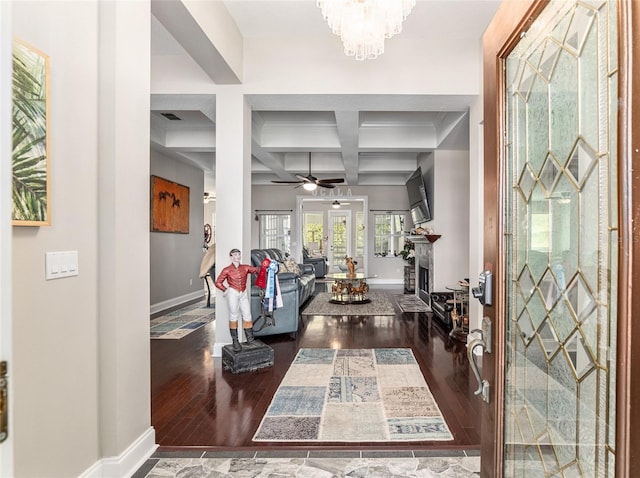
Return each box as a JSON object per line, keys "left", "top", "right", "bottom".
{"left": 227, "top": 288, "right": 252, "bottom": 325}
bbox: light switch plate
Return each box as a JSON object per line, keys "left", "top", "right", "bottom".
{"left": 45, "top": 251, "right": 79, "bottom": 280}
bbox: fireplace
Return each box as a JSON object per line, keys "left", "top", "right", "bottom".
{"left": 414, "top": 242, "right": 434, "bottom": 304}
{"left": 418, "top": 265, "right": 430, "bottom": 303}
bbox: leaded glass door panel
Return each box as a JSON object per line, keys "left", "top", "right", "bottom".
{"left": 501, "top": 0, "right": 618, "bottom": 476}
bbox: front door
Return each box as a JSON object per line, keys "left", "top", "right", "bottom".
{"left": 481, "top": 0, "right": 638, "bottom": 475}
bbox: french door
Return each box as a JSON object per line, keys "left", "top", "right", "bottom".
{"left": 481, "top": 0, "right": 640, "bottom": 476}
{"left": 328, "top": 210, "right": 351, "bottom": 272}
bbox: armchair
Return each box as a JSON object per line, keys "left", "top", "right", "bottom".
{"left": 302, "top": 248, "right": 328, "bottom": 278}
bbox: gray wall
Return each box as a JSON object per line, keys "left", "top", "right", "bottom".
{"left": 150, "top": 151, "right": 205, "bottom": 308}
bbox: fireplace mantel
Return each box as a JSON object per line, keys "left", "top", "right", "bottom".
{"left": 407, "top": 235, "right": 428, "bottom": 243}
{"left": 408, "top": 234, "right": 441, "bottom": 244}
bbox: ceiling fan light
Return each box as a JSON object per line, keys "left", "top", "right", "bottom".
{"left": 303, "top": 182, "right": 317, "bottom": 191}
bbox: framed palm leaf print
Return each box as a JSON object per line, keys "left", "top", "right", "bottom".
{"left": 12, "top": 39, "right": 50, "bottom": 226}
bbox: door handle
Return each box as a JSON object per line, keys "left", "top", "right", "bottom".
{"left": 467, "top": 338, "right": 490, "bottom": 403}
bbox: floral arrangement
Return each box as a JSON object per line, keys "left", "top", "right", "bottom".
{"left": 399, "top": 239, "right": 415, "bottom": 265}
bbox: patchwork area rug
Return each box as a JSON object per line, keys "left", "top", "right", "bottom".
{"left": 396, "top": 295, "right": 431, "bottom": 313}
{"left": 253, "top": 348, "right": 453, "bottom": 442}
{"left": 301, "top": 292, "right": 396, "bottom": 316}
{"left": 150, "top": 299, "right": 215, "bottom": 339}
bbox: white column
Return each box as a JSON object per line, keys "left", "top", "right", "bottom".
{"left": 213, "top": 88, "right": 252, "bottom": 356}
{"left": 98, "top": 0, "right": 153, "bottom": 461}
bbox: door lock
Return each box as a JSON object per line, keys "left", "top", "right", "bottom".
{"left": 472, "top": 270, "right": 493, "bottom": 306}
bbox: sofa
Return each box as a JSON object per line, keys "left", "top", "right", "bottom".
{"left": 302, "top": 248, "right": 328, "bottom": 278}
{"left": 249, "top": 249, "right": 316, "bottom": 337}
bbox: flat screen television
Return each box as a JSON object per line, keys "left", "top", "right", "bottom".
{"left": 405, "top": 166, "right": 432, "bottom": 225}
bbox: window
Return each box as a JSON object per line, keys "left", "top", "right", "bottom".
{"left": 374, "top": 213, "right": 406, "bottom": 257}
{"left": 303, "top": 212, "right": 324, "bottom": 254}
{"left": 258, "top": 213, "right": 291, "bottom": 252}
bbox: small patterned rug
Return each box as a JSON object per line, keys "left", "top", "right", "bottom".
{"left": 396, "top": 295, "right": 430, "bottom": 313}
{"left": 253, "top": 348, "right": 453, "bottom": 442}
{"left": 150, "top": 299, "right": 215, "bottom": 339}
{"left": 301, "top": 292, "right": 396, "bottom": 316}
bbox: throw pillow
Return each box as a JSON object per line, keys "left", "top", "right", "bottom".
{"left": 282, "top": 258, "right": 301, "bottom": 276}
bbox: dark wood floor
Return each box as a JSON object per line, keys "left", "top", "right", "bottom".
{"left": 151, "top": 286, "right": 481, "bottom": 450}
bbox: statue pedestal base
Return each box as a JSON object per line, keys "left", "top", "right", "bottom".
{"left": 222, "top": 340, "right": 274, "bottom": 374}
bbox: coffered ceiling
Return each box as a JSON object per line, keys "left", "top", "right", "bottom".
{"left": 150, "top": 0, "right": 502, "bottom": 192}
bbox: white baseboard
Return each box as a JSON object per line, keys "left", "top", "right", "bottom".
{"left": 80, "top": 427, "right": 157, "bottom": 478}
{"left": 367, "top": 278, "right": 403, "bottom": 286}
{"left": 150, "top": 290, "right": 204, "bottom": 315}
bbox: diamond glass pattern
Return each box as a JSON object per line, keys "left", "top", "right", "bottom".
{"left": 566, "top": 274, "right": 596, "bottom": 323}
{"left": 565, "top": 329, "right": 595, "bottom": 378}
{"left": 566, "top": 140, "right": 597, "bottom": 186}
{"left": 539, "top": 154, "right": 560, "bottom": 193}
{"left": 518, "top": 163, "right": 536, "bottom": 200}
{"left": 539, "top": 320, "right": 560, "bottom": 358}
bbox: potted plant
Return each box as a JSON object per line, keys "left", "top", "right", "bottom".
{"left": 399, "top": 239, "right": 415, "bottom": 265}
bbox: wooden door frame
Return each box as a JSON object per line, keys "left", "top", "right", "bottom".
{"left": 482, "top": 0, "right": 639, "bottom": 475}
{"left": 615, "top": 2, "right": 640, "bottom": 476}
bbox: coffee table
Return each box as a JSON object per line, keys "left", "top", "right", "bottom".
{"left": 326, "top": 273, "right": 374, "bottom": 304}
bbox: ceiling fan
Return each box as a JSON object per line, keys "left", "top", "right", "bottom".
{"left": 271, "top": 153, "right": 345, "bottom": 190}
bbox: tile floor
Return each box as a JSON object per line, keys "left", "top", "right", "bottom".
{"left": 133, "top": 449, "right": 481, "bottom": 477}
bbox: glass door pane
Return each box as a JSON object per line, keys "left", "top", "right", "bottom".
{"left": 503, "top": 0, "right": 617, "bottom": 476}
{"left": 328, "top": 211, "right": 351, "bottom": 271}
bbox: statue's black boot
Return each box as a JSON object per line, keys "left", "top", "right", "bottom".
{"left": 230, "top": 328, "right": 242, "bottom": 352}
{"left": 244, "top": 326, "right": 255, "bottom": 344}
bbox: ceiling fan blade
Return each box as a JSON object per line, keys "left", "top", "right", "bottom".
{"left": 275, "top": 155, "right": 342, "bottom": 189}
{"left": 317, "top": 178, "right": 344, "bottom": 184}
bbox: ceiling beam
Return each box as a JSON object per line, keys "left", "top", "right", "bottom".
{"left": 151, "top": 0, "right": 242, "bottom": 84}
{"left": 334, "top": 110, "right": 360, "bottom": 185}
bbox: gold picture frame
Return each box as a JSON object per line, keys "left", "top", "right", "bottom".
{"left": 12, "top": 39, "right": 51, "bottom": 226}
{"left": 151, "top": 175, "right": 190, "bottom": 234}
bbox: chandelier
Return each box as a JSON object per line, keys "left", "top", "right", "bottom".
{"left": 317, "top": 0, "right": 416, "bottom": 61}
